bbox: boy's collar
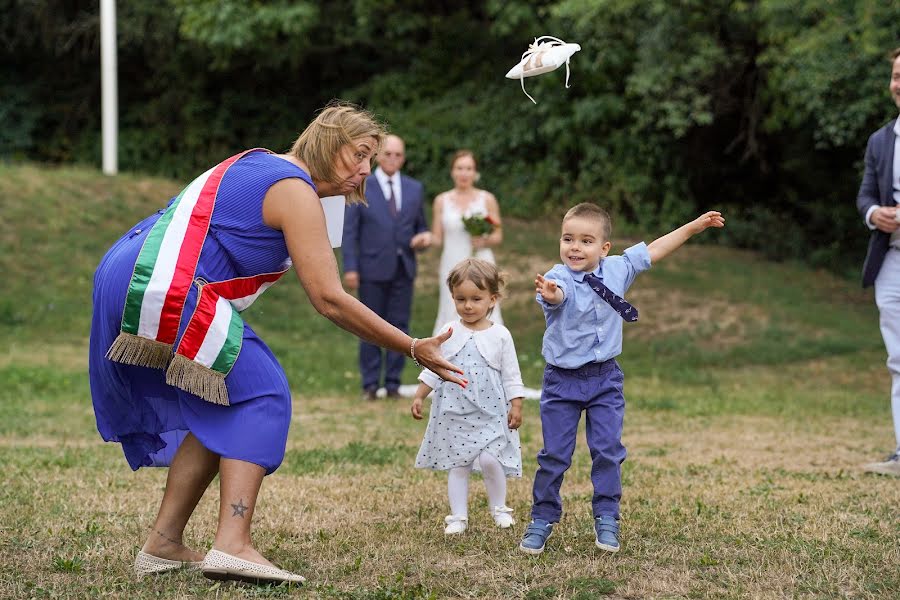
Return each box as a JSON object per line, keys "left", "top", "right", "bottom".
{"left": 564, "top": 260, "right": 604, "bottom": 281}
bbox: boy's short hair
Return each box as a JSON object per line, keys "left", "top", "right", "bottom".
{"left": 891, "top": 47, "right": 900, "bottom": 62}
{"left": 563, "top": 202, "right": 612, "bottom": 240}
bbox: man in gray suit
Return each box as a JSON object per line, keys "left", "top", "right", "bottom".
{"left": 342, "top": 135, "right": 431, "bottom": 400}
{"left": 856, "top": 46, "right": 900, "bottom": 476}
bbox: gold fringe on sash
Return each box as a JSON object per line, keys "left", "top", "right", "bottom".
{"left": 106, "top": 332, "right": 173, "bottom": 370}
{"left": 166, "top": 353, "right": 230, "bottom": 406}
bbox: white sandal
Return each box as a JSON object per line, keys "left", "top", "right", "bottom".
{"left": 505, "top": 36, "right": 581, "bottom": 104}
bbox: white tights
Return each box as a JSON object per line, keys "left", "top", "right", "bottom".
{"left": 447, "top": 452, "right": 507, "bottom": 517}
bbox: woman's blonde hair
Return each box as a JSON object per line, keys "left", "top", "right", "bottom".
{"left": 289, "top": 101, "right": 386, "bottom": 204}
{"left": 446, "top": 258, "right": 506, "bottom": 315}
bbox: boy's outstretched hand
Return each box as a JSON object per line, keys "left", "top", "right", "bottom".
{"left": 688, "top": 211, "right": 725, "bottom": 234}
{"left": 535, "top": 273, "right": 564, "bottom": 304}
{"left": 648, "top": 210, "right": 726, "bottom": 263}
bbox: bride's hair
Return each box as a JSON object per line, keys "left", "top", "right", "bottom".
{"left": 450, "top": 149, "right": 481, "bottom": 183}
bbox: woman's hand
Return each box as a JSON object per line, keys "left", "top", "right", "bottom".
{"left": 414, "top": 329, "right": 466, "bottom": 387}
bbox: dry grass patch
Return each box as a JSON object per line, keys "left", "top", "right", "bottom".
{"left": 3, "top": 400, "right": 897, "bottom": 599}
{"left": 0, "top": 342, "right": 88, "bottom": 370}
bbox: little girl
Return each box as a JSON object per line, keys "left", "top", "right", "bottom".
{"left": 411, "top": 258, "right": 525, "bottom": 534}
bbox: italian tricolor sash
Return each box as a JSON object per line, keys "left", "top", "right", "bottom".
{"left": 106, "top": 148, "right": 289, "bottom": 405}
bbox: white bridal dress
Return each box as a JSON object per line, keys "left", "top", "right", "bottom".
{"left": 432, "top": 191, "right": 503, "bottom": 336}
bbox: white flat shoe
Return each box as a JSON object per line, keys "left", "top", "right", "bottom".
{"left": 443, "top": 515, "right": 468, "bottom": 535}
{"left": 490, "top": 505, "right": 515, "bottom": 528}
{"left": 505, "top": 36, "right": 581, "bottom": 103}
{"left": 201, "top": 549, "right": 305, "bottom": 585}
{"left": 134, "top": 550, "right": 202, "bottom": 576}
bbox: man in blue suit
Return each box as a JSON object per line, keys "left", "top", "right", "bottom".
{"left": 342, "top": 134, "right": 432, "bottom": 400}
{"left": 856, "top": 47, "right": 900, "bottom": 476}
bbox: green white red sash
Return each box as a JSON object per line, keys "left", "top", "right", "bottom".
{"left": 106, "top": 148, "right": 288, "bottom": 405}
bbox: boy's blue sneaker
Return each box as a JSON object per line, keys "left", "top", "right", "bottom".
{"left": 594, "top": 515, "right": 620, "bottom": 553}
{"left": 519, "top": 519, "right": 553, "bottom": 555}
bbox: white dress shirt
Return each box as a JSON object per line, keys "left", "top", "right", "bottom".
{"left": 374, "top": 167, "right": 402, "bottom": 212}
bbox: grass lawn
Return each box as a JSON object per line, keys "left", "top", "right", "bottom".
{"left": 0, "top": 164, "right": 897, "bottom": 599}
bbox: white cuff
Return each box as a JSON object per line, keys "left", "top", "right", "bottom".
{"left": 504, "top": 383, "right": 526, "bottom": 400}
{"left": 865, "top": 205, "right": 878, "bottom": 230}
{"left": 418, "top": 369, "right": 441, "bottom": 390}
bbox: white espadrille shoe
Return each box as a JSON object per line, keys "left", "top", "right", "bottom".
{"left": 443, "top": 515, "right": 468, "bottom": 535}
{"left": 201, "top": 549, "right": 305, "bottom": 585}
{"left": 505, "top": 36, "right": 581, "bottom": 103}
{"left": 133, "top": 550, "right": 202, "bottom": 576}
{"left": 490, "top": 505, "right": 516, "bottom": 528}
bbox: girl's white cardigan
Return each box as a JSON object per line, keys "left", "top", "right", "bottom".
{"left": 419, "top": 319, "right": 526, "bottom": 400}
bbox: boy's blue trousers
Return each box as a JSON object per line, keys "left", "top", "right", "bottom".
{"left": 530, "top": 359, "right": 626, "bottom": 522}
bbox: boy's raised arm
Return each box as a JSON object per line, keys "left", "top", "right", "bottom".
{"left": 647, "top": 211, "right": 725, "bottom": 263}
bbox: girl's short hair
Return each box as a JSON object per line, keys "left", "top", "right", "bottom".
{"left": 289, "top": 101, "right": 387, "bottom": 204}
{"left": 446, "top": 258, "right": 506, "bottom": 299}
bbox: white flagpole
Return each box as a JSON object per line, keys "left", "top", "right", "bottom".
{"left": 100, "top": 0, "right": 118, "bottom": 175}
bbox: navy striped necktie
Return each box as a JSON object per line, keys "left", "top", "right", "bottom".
{"left": 584, "top": 272, "right": 638, "bottom": 322}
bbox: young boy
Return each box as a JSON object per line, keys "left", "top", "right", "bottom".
{"left": 519, "top": 202, "right": 725, "bottom": 555}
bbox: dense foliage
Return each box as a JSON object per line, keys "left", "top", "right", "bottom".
{"left": 2, "top": 0, "right": 899, "bottom": 275}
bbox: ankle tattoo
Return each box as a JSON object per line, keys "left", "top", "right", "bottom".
{"left": 231, "top": 498, "right": 249, "bottom": 518}
{"left": 153, "top": 528, "right": 184, "bottom": 547}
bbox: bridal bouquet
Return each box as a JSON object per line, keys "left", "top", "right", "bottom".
{"left": 462, "top": 210, "right": 499, "bottom": 237}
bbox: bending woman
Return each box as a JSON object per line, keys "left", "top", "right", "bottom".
{"left": 88, "top": 103, "right": 464, "bottom": 585}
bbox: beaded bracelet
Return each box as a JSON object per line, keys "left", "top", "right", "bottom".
{"left": 410, "top": 337, "right": 421, "bottom": 367}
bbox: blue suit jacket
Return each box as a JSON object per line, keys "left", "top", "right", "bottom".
{"left": 858, "top": 119, "right": 897, "bottom": 287}
{"left": 342, "top": 173, "right": 428, "bottom": 282}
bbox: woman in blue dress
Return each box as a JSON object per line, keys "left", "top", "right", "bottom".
{"left": 89, "top": 103, "right": 464, "bottom": 585}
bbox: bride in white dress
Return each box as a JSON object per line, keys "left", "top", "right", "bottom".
{"left": 432, "top": 150, "right": 504, "bottom": 335}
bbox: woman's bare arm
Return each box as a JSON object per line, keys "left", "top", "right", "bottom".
{"left": 263, "top": 179, "right": 464, "bottom": 384}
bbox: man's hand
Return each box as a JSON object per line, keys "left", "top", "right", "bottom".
{"left": 871, "top": 206, "right": 900, "bottom": 233}
{"left": 410, "top": 231, "right": 433, "bottom": 250}
{"left": 342, "top": 271, "right": 360, "bottom": 290}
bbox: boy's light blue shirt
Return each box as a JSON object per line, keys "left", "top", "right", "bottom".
{"left": 537, "top": 242, "right": 651, "bottom": 368}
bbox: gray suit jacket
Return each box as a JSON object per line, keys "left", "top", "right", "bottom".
{"left": 858, "top": 119, "right": 897, "bottom": 287}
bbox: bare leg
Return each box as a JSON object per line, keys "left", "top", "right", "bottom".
{"left": 142, "top": 433, "right": 219, "bottom": 562}
{"left": 211, "top": 457, "right": 274, "bottom": 566}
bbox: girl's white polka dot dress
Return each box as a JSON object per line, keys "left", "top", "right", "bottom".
{"left": 415, "top": 337, "right": 522, "bottom": 476}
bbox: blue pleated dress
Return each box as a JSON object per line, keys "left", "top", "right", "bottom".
{"left": 88, "top": 152, "right": 314, "bottom": 475}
